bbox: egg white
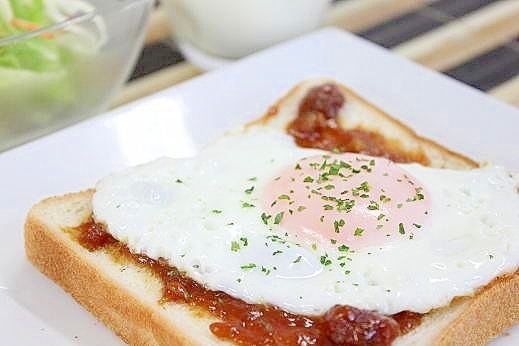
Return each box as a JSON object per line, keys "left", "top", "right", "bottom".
{"left": 92, "top": 126, "right": 519, "bottom": 316}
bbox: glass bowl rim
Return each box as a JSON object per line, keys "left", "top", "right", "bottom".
{"left": 0, "top": 0, "right": 153, "bottom": 46}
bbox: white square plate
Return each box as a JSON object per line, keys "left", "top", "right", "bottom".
{"left": 1, "top": 28, "right": 517, "bottom": 345}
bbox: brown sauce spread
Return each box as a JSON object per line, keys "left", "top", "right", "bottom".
{"left": 288, "top": 83, "right": 429, "bottom": 165}
{"left": 77, "top": 220, "right": 422, "bottom": 345}
{"left": 75, "top": 83, "right": 429, "bottom": 345}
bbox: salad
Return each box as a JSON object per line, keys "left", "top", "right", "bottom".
{"left": 0, "top": 0, "right": 108, "bottom": 150}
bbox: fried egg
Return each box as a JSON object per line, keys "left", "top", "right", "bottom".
{"left": 92, "top": 126, "right": 519, "bottom": 316}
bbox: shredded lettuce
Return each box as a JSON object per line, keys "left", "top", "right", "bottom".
{"left": 8, "top": 0, "right": 50, "bottom": 26}
{"left": 0, "top": 2, "right": 14, "bottom": 36}
{"left": 0, "top": 0, "right": 74, "bottom": 71}
{"left": 0, "top": 0, "right": 102, "bottom": 128}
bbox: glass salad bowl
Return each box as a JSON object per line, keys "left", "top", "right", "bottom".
{"left": 0, "top": 0, "right": 153, "bottom": 152}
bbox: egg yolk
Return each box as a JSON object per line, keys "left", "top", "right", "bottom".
{"left": 262, "top": 153, "right": 431, "bottom": 250}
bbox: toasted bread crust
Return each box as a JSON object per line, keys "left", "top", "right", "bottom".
{"left": 25, "top": 191, "right": 225, "bottom": 346}
{"left": 249, "top": 79, "right": 478, "bottom": 170}
{"left": 25, "top": 79, "right": 518, "bottom": 345}
{"left": 25, "top": 191, "right": 519, "bottom": 345}
{"left": 396, "top": 271, "right": 519, "bottom": 345}
{"left": 435, "top": 271, "right": 519, "bottom": 345}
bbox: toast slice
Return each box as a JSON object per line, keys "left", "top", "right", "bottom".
{"left": 249, "top": 79, "right": 477, "bottom": 170}
{"left": 25, "top": 79, "right": 519, "bottom": 345}
{"left": 25, "top": 190, "right": 228, "bottom": 346}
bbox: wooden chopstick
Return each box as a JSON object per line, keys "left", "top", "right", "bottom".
{"left": 144, "top": 6, "right": 171, "bottom": 45}
{"left": 489, "top": 74, "right": 519, "bottom": 107}
{"left": 111, "top": 62, "right": 202, "bottom": 108}
{"left": 393, "top": 0, "right": 519, "bottom": 71}
{"left": 324, "top": 0, "right": 434, "bottom": 32}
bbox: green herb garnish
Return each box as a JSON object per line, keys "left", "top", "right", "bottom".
{"left": 399, "top": 223, "right": 405, "bottom": 234}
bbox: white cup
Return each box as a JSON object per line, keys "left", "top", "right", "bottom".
{"left": 164, "top": 0, "right": 332, "bottom": 62}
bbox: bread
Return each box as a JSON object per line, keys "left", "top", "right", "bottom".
{"left": 249, "top": 79, "right": 477, "bottom": 170}
{"left": 25, "top": 79, "right": 519, "bottom": 345}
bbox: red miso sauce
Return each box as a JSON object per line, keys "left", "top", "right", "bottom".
{"left": 77, "top": 220, "right": 421, "bottom": 346}
{"left": 287, "top": 83, "right": 429, "bottom": 165}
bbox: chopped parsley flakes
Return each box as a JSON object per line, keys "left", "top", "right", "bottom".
{"left": 399, "top": 223, "right": 406, "bottom": 234}
{"left": 261, "top": 213, "right": 271, "bottom": 225}
{"left": 354, "top": 227, "right": 364, "bottom": 236}
{"left": 333, "top": 219, "right": 346, "bottom": 233}
{"left": 241, "top": 263, "right": 257, "bottom": 270}
{"left": 274, "top": 212, "right": 284, "bottom": 225}
{"left": 242, "top": 201, "right": 255, "bottom": 208}
{"left": 231, "top": 241, "right": 240, "bottom": 252}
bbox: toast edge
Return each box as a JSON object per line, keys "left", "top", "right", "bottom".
{"left": 248, "top": 79, "right": 478, "bottom": 170}
{"left": 24, "top": 191, "right": 204, "bottom": 346}
{"left": 24, "top": 191, "right": 519, "bottom": 346}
